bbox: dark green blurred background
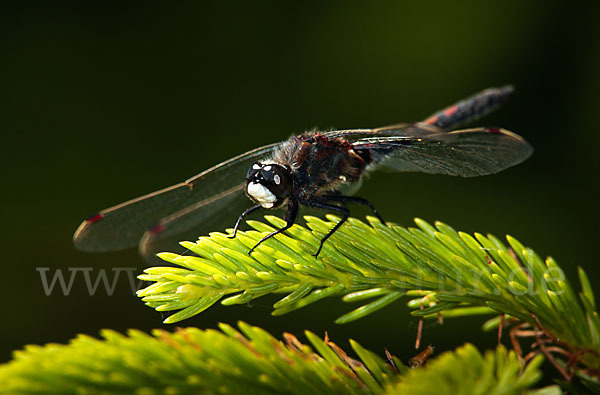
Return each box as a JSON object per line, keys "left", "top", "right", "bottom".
{"left": 2, "top": 1, "right": 599, "bottom": 374}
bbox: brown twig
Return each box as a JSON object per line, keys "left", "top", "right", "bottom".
{"left": 385, "top": 349, "right": 398, "bottom": 373}
{"left": 534, "top": 330, "right": 571, "bottom": 381}
{"left": 509, "top": 322, "right": 529, "bottom": 360}
{"left": 409, "top": 345, "right": 434, "bottom": 368}
{"left": 415, "top": 303, "right": 424, "bottom": 349}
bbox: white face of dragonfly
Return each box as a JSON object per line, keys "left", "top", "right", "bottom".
{"left": 246, "top": 181, "right": 277, "bottom": 208}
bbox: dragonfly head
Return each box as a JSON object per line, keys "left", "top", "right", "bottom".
{"left": 245, "top": 162, "right": 293, "bottom": 209}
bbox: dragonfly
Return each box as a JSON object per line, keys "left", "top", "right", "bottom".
{"left": 73, "top": 86, "right": 532, "bottom": 258}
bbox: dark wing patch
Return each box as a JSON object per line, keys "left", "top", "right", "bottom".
{"left": 422, "top": 86, "right": 514, "bottom": 131}
{"left": 352, "top": 127, "right": 532, "bottom": 177}
{"left": 73, "top": 143, "right": 279, "bottom": 252}
{"left": 323, "top": 85, "right": 515, "bottom": 141}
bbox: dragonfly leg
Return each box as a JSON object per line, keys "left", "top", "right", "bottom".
{"left": 248, "top": 200, "right": 299, "bottom": 255}
{"left": 324, "top": 195, "right": 386, "bottom": 225}
{"left": 301, "top": 199, "right": 350, "bottom": 257}
{"left": 228, "top": 204, "right": 263, "bottom": 239}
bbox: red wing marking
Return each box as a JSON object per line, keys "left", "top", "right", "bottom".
{"left": 86, "top": 213, "right": 104, "bottom": 224}
{"left": 148, "top": 223, "right": 166, "bottom": 236}
{"left": 422, "top": 115, "right": 438, "bottom": 125}
{"left": 443, "top": 105, "right": 459, "bottom": 117}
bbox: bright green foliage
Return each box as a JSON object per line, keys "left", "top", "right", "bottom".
{"left": 0, "top": 322, "right": 392, "bottom": 394}
{"left": 138, "top": 216, "right": 600, "bottom": 368}
{"left": 0, "top": 322, "right": 550, "bottom": 394}
{"left": 389, "top": 344, "right": 553, "bottom": 395}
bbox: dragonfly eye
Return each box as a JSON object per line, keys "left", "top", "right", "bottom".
{"left": 260, "top": 164, "right": 292, "bottom": 197}
{"left": 246, "top": 163, "right": 262, "bottom": 179}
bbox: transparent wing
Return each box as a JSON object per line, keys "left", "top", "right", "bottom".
{"left": 73, "top": 143, "right": 280, "bottom": 252}
{"left": 137, "top": 184, "right": 283, "bottom": 260}
{"left": 321, "top": 123, "right": 439, "bottom": 141}
{"left": 352, "top": 127, "right": 533, "bottom": 177}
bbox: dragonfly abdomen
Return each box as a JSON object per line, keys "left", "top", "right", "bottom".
{"left": 423, "top": 85, "right": 514, "bottom": 131}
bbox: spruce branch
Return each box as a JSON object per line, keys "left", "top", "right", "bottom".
{"left": 388, "top": 343, "right": 552, "bottom": 395}
{"left": 138, "top": 215, "right": 600, "bottom": 375}
{"left": 0, "top": 322, "right": 552, "bottom": 394}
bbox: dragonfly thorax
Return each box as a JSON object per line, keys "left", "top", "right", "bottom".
{"left": 245, "top": 162, "right": 293, "bottom": 209}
